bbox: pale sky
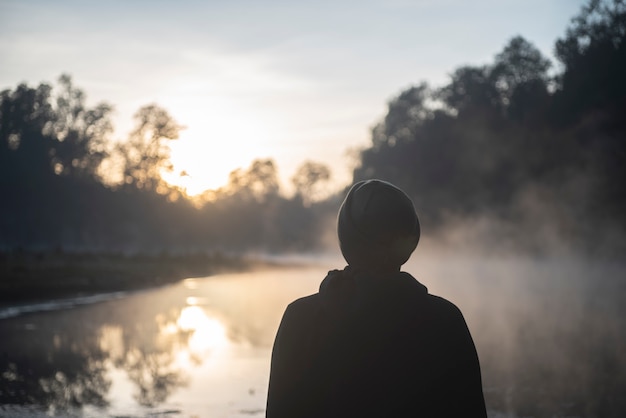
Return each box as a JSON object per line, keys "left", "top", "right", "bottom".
{"left": 0, "top": 0, "right": 586, "bottom": 194}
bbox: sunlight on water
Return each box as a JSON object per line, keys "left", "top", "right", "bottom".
{"left": 177, "top": 306, "right": 228, "bottom": 352}
{"left": 150, "top": 267, "right": 326, "bottom": 418}
{"left": 96, "top": 267, "right": 327, "bottom": 418}
{"left": 99, "top": 325, "right": 124, "bottom": 361}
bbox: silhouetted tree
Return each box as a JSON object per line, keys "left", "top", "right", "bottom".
{"left": 0, "top": 77, "right": 115, "bottom": 248}
{"left": 437, "top": 66, "right": 501, "bottom": 116}
{"left": 352, "top": 1, "right": 625, "bottom": 251}
{"left": 291, "top": 160, "right": 331, "bottom": 205}
{"left": 552, "top": 0, "right": 626, "bottom": 226}
{"left": 492, "top": 36, "right": 552, "bottom": 122}
{"left": 222, "top": 158, "right": 280, "bottom": 203}
{"left": 118, "top": 104, "right": 183, "bottom": 192}
{"left": 0, "top": 82, "right": 55, "bottom": 178}
{"left": 49, "top": 74, "right": 113, "bottom": 179}
{"left": 554, "top": 0, "right": 626, "bottom": 128}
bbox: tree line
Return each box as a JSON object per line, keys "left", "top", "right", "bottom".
{"left": 1, "top": 0, "right": 624, "bottom": 254}
{"left": 0, "top": 75, "right": 336, "bottom": 253}
{"left": 353, "top": 0, "right": 625, "bottom": 254}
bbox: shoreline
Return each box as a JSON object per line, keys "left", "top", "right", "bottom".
{"left": 0, "top": 250, "right": 302, "bottom": 308}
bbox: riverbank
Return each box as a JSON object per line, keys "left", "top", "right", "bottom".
{"left": 0, "top": 250, "right": 291, "bottom": 305}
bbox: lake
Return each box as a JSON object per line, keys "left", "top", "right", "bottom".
{"left": 1, "top": 255, "right": 625, "bottom": 417}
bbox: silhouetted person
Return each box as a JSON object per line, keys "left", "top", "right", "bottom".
{"left": 266, "top": 179, "right": 487, "bottom": 417}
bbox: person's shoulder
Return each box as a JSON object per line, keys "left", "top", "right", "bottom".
{"left": 279, "top": 293, "right": 324, "bottom": 329}
{"left": 425, "top": 293, "right": 464, "bottom": 318}
{"left": 285, "top": 293, "right": 322, "bottom": 314}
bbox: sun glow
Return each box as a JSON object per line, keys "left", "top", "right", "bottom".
{"left": 155, "top": 73, "right": 289, "bottom": 195}
{"left": 177, "top": 306, "right": 228, "bottom": 353}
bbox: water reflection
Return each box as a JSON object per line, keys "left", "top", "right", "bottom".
{"left": 0, "top": 286, "right": 195, "bottom": 413}
{"left": 0, "top": 267, "right": 324, "bottom": 416}
{"left": 94, "top": 295, "right": 232, "bottom": 408}
{"left": 0, "top": 314, "right": 111, "bottom": 414}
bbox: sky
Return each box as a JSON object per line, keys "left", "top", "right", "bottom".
{"left": 0, "top": 0, "right": 587, "bottom": 195}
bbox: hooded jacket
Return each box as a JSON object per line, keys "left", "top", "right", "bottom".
{"left": 266, "top": 267, "right": 487, "bottom": 418}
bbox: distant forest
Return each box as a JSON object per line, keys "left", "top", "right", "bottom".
{"left": 1, "top": 0, "right": 624, "bottom": 255}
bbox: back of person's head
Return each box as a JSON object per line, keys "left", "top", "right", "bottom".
{"left": 337, "top": 179, "right": 420, "bottom": 270}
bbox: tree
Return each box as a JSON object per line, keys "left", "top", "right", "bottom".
{"left": 437, "top": 66, "right": 501, "bottom": 115}
{"left": 0, "top": 75, "right": 113, "bottom": 181}
{"left": 223, "top": 158, "right": 280, "bottom": 202}
{"left": 291, "top": 160, "right": 331, "bottom": 205}
{"left": 118, "top": 105, "right": 183, "bottom": 192}
{"left": 491, "top": 36, "right": 552, "bottom": 121}
{"left": 552, "top": 0, "right": 626, "bottom": 220}
{"left": 0, "top": 77, "right": 116, "bottom": 248}
{"left": 492, "top": 36, "right": 551, "bottom": 97}
{"left": 48, "top": 74, "right": 113, "bottom": 179}
{"left": 373, "top": 83, "right": 432, "bottom": 148}
{"left": 0, "top": 82, "right": 55, "bottom": 177}
{"left": 554, "top": 0, "right": 626, "bottom": 126}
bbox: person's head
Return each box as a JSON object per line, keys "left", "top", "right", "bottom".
{"left": 337, "top": 179, "right": 420, "bottom": 271}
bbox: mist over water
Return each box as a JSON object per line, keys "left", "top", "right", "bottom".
{"left": 409, "top": 249, "right": 626, "bottom": 417}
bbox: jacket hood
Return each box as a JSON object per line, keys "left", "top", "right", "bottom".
{"left": 318, "top": 266, "right": 428, "bottom": 317}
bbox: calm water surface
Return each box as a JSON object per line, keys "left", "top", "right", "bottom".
{"left": 0, "top": 267, "right": 325, "bottom": 418}
{"left": 1, "top": 256, "right": 625, "bottom": 417}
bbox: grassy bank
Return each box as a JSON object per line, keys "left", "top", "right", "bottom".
{"left": 0, "top": 250, "right": 276, "bottom": 304}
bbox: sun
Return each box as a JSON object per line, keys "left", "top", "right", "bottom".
{"left": 157, "top": 85, "right": 280, "bottom": 195}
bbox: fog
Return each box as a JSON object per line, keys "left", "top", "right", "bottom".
{"left": 402, "top": 243, "right": 626, "bottom": 417}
